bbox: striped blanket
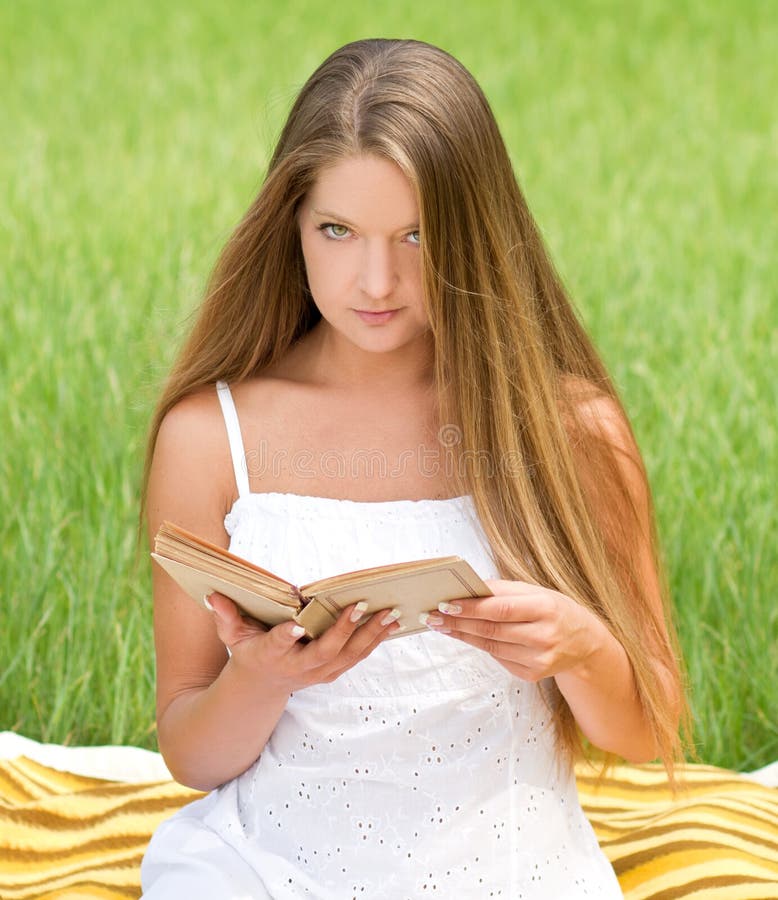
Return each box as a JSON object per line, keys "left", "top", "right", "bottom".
{"left": 1, "top": 755, "right": 776, "bottom": 899}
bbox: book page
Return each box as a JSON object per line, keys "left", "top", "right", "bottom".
{"left": 301, "top": 556, "right": 464, "bottom": 594}
{"left": 151, "top": 554, "right": 300, "bottom": 625}
{"left": 152, "top": 521, "right": 301, "bottom": 626}
{"left": 301, "top": 558, "right": 491, "bottom": 639}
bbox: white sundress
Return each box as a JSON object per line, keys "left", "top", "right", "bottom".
{"left": 140, "top": 381, "right": 623, "bottom": 899}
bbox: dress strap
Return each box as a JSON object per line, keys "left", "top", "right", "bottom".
{"left": 215, "top": 380, "right": 250, "bottom": 499}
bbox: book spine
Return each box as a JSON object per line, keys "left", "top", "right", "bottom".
{"left": 295, "top": 598, "right": 339, "bottom": 639}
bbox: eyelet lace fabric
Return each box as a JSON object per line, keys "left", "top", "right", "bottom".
{"left": 141, "top": 493, "right": 622, "bottom": 898}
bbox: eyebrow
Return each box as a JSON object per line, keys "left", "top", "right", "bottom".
{"left": 311, "top": 208, "right": 419, "bottom": 231}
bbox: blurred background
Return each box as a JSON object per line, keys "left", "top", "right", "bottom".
{"left": 1, "top": 0, "right": 775, "bottom": 770}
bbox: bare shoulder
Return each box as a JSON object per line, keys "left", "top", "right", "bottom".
{"left": 157, "top": 385, "right": 222, "bottom": 447}
{"left": 147, "top": 384, "right": 234, "bottom": 542}
{"left": 560, "top": 375, "right": 641, "bottom": 465}
{"left": 560, "top": 375, "right": 653, "bottom": 536}
{"left": 154, "top": 385, "right": 231, "bottom": 478}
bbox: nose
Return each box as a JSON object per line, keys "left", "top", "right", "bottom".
{"left": 358, "top": 239, "right": 397, "bottom": 302}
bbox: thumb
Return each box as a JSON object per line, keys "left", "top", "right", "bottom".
{"left": 204, "top": 591, "right": 240, "bottom": 624}
{"left": 267, "top": 619, "right": 308, "bottom": 654}
{"left": 205, "top": 592, "right": 267, "bottom": 647}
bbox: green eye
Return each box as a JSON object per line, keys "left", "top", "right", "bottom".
{"left": 322, "top": 223, "right": 350, "bottom": 239}
{"left": 408, "top": 230, "right": 421, "bottom": 245}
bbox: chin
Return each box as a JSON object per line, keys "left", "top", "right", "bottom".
{"left": 355, "top": 330, "right": 427, "bottom": 353}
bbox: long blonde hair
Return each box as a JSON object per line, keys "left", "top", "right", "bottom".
{"left": 140, "top": 38, "right": 686, "bottom": 772}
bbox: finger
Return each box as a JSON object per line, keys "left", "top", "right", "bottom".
{"left": 319, "top": 601, "right": 400, "bottom": 651}
{"left": 432, "top": 614, "right": 535, "bottom": 647}
{"left": 350, "top": 607, "right": 403, "bottom": 645}
{"left": 437, "top": 591, "right": 543, "bottom": 623}
{"left": 309, "top": 612, "right": 402, "bottom": 682}
{"left": 300, "top": 603, "right": 401, "bottom": 669}
{"left": 263, "top": 619, "right": 309, "bottom": 656}
{"left": 296, "top": 602, "right": 374, "bottom": 666}
{"left": 449, "top": 630, "right": 549, "bottom": 682}
{"left": 205, "top": 591, "right": 270, "bottom": 648}
{"left": 446, "top": 628, "right": 537, "bottom": 666}
{"left": 207, "top": 591, "right": 253, "bottom": 631}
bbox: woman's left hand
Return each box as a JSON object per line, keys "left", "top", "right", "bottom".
{"left": 423, "top": 578, "right": 608, "bottom": 682}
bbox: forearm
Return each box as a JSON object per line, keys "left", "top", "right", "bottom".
{"left": 158, "top": 658, "right": 290, "bottom": 791}
{"left": 554, "top": 618, "right": 659, "bottom": 763}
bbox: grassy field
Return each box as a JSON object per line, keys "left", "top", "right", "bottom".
{"left": 1, "top": 0, "right": 775, "bottom": 771}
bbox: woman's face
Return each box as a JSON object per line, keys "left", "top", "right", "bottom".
{"left": 297, "top": 154, "right": 430, "bottom": 356}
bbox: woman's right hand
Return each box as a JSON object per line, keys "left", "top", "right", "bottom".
{"left": 206, "top": 592, "right": 400, "bottom": 694}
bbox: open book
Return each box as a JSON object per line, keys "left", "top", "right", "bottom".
{"left": 151, "top": 521, "right": 491, "bottom": 640}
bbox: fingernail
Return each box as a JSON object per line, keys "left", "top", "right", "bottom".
{"left": 380, "top": 608, "right": 402, "bottom": 626}
{"left": 291, "top": 624, "right": 306, "bottom": 638}
{"left": 203, "top": 594, "right": 214, "bottom": 612}
{"left": 418, "top": 612, "right": 444, "bottom": 626}
{"left": 438, "top": 602, "right": 462, "bottom": 615}
{"left": 350, "top": 600, "right": 369, "bottom": 623}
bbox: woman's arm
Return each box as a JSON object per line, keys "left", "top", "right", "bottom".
{"left": 423, "top": 393, "right": 681, "bottom": 762}
{"left": 554, "top": 390, "right": 683, "bottom": 759}
{"left": 147, "top": 390, "right": 400, "bottom": 790}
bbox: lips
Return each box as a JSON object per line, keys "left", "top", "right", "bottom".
{"left": 354, "top": 309, "right": 401, "bottom": 324}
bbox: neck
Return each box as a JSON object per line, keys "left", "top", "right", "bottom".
{"left": 299, "top": 321, "right": 435, "bottom": 392}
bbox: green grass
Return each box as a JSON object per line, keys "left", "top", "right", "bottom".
{"left": 1, "top": 0, "right": 775, "bottom": 770}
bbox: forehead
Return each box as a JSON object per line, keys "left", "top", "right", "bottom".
{"left": 304, "top": 154, "right": 419, "bottom": 225}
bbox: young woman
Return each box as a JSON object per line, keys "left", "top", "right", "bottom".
{"left": 140, "top": 38, "right": 685, "bottom": 898}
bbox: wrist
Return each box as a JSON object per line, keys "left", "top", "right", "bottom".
{"left": 560, "top": 608, "right": 619, "bottom": 685}
{"left": 224, "top": 652, "right": 294, "bottom": 702}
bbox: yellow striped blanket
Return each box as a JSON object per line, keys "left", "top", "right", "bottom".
{"left": 1, "top": 757, "right": 776, "bottom": 899}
